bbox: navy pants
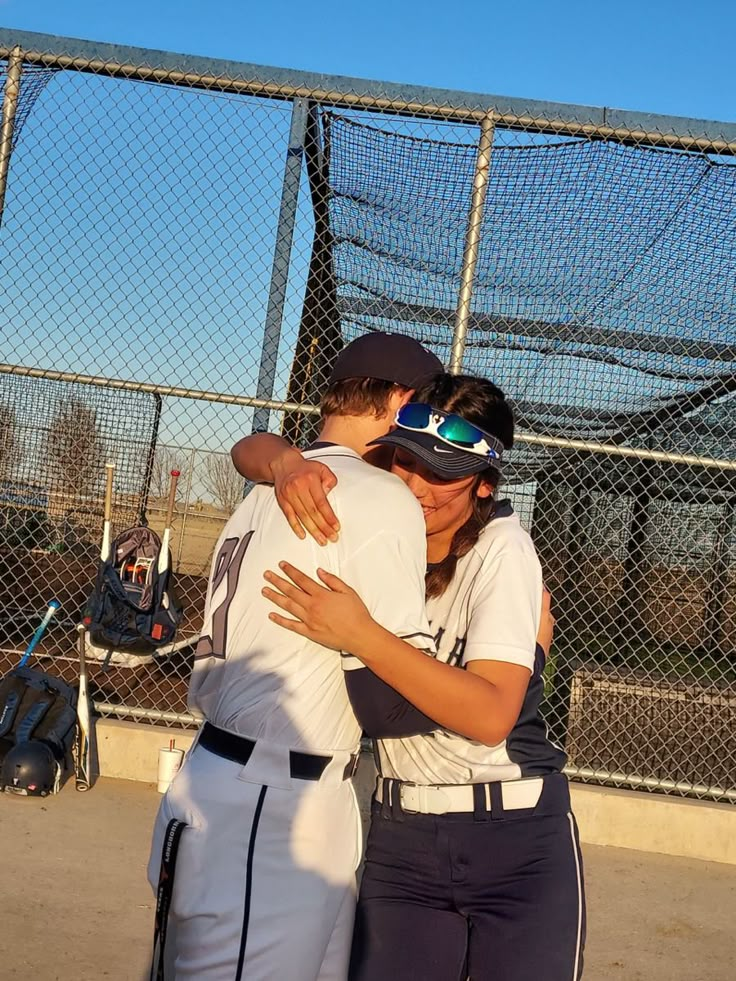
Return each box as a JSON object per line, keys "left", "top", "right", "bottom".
{"left": 350, "top": 773, "right": 585, "bottom": 981}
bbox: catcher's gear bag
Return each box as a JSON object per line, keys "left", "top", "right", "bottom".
{"left": 1, "top": 738, "right": 60, "bottom": 796}
{"left": 84, "top": 526, "right": 183, "bottom": 661}
{"left": 0, "top": 666, "right": 77, "bottom": 794}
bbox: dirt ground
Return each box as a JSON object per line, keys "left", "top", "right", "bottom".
{"left": 1, "top": 774, "right": 733, "bottom": 981}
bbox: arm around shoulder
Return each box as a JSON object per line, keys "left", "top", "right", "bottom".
{"left": 230, "top": 432, "right": 300, "bottom": 483}
{"left": 231, "top": 433, "right": 340, "bottom": 544}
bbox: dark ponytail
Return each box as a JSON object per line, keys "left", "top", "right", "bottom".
{"left": 415, "top": 374, "right": 514, "bottom": 600}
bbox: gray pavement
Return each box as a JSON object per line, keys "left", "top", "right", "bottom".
{"left": 1, "top": 776, "right": 733, "bottom": 980}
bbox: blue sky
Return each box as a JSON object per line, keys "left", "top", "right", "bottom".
{"left": 1, "top": 0, "right": 733, "bottom": 124}
{"left": 0, "top": 2, "right": 734, "bottom": 460}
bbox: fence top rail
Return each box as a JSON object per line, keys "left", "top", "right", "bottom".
{"left": 2, "top": 27, "right": 736, "bottom": 153}
{"left": 3, "top": 361, "right": 736, "bottom": 472}
{"left": 0, "top": 361, "right": 322, "bottom": 416}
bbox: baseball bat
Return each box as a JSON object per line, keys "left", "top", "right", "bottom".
{"left": 18, "top": 600, "right": 61, "bottom": 668}
{"left": 101, "top": 462, "right": 115, "bottom": 562}
{"left": 157, "top": 470, "right": 180, "bottom": 574}
{"left": 75, "top": 623, "right": 92, "bottom": 792}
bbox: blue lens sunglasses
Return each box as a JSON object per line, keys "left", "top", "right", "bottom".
{"left": 396, "top": 403, "right": 505, "bottom": 462}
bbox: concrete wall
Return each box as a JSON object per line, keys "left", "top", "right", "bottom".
{"left": 96, "top": 718, "right": 736, "bottom": 866}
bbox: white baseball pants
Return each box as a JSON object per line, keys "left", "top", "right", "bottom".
{"left": 147, "top": 736, "right": 363, "bottom": 981}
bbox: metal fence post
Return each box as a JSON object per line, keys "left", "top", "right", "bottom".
{"left": 703, "top": 494, "right": 736, "bottom": 652}
{"left": 546, "top": 474, "right": 594, "bottom": 747}
{"left": 0, "top": 45, "right": 23, "bottom": 228}
{"left": 617, "top": 460, "right": 655, "bottom": 647}
{"left": 252, "top": 98, "right": 310, "bottom": 434}
{"left": 282, "top": 105, "right": 342, "bottom": 448}
{"left": 449, "top": 110, "right": 495, "bottom": 374}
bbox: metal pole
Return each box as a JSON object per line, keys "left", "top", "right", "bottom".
{"left": 514, "top": 429, "right": 736, "bottom": 473}
{"left": 93, "top": 701, "right": 202, "bottom": 726}
{"left": 0, "top": 46, "right": 23, "bottom": 228}
{"left": 3, "top": 36, "right": 736, "bottom": 155}
{"left": 252, "top": 98, "right": 309, "bottom": 434}
{"left": 450, "top": 111, "right": 494, "bottom": 374}
{"left": 565, "top": 765, "right": 736, "bottom": 804}
{"left": 0, "top": 362, "right": 322, "bottom": 416}
{"left": 5, "top": 361, "right": 736, "bottom": 473}
{"left": 139, "top": 392, "right": 162, "bottom": 524}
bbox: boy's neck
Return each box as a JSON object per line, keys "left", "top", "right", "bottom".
{"left": 319, "top": 415, "right": 389, "bottom": 460}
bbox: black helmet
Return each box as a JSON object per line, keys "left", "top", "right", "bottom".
{"left": 1, "top": 740, "right": 59, "bottom": 797}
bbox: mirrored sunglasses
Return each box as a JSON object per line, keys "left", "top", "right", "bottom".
{"left": 396, "top": 403, "right": 504, "bottom": 461}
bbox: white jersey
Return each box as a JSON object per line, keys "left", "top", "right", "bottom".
{"left": 375, "top": 506, "right": 550, "bottom": 785}
{"left": 189, "top": 444, "right": 433, "bottom": 755}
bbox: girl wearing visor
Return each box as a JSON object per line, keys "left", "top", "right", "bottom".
{"left": 232, "top": 372, "right": 585, "bottom": 981}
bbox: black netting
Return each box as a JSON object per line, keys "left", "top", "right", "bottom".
{"left": 0, "top": 62, "right": 57, "bottom": 150}
{"left": 325, "top": 112, "right": 736, "bottom": 447}
{"left": 316, "top": 111, "right": 736, "bottom": 793}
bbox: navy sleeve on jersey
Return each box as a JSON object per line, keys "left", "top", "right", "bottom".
{"left": 345, "top": 668, "right": 439, "bottom": 737}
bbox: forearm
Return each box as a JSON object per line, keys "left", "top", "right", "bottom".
{"left": 345, "top": 668, "right": 439, "bottom": 738}
{"left": 230, "top": 433, "right": 299, "bottom": 483}
{"left": 352, "top": 624, "right": 512, "bottom": 745}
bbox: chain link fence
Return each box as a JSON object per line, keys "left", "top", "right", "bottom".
{"left": 1, "top": 29, "right": 735, "bottom": 803}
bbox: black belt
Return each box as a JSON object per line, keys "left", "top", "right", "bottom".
{"left": 199, "top": 722, "right": 359, "bottom": 782}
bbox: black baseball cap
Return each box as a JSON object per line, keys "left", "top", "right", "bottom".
{"left": 329, "top": 332, "right": 443, "bottom": 389}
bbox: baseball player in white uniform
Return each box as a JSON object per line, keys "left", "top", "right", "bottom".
{"left": 147, "top": 333, "right": 442, "bottom": 981}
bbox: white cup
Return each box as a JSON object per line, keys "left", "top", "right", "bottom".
{"left": 157, "top": 746, "right": 184, "bottom": 794}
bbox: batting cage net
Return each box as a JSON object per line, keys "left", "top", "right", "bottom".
{"left": 0, "top": 29, "right": 734, "bottom": 803}
{"left": 0, "top": 59, "right": 55, "bottom": 149}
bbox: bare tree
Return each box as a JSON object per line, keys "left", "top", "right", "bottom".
{"left": 0, "top": 404, "right": 19, "bottom": 481}
{"left": 202, "top": 452, "right": 244, "bottom": 513}
{"left": 46, "top": 399, "right": 105, "bottom": 499}
{"left": 151, "top": 445, "right": 189, "bottom": 500}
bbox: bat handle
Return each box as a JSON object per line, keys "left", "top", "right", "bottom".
{"left": 165, "top": 470, "right": 180, "bottom": 528}
{"left": 18, "top": 600, "right": 60, "bottom": 668}
{"left": 77, "top": 622, "right": 87, "bottom": 665}
{"left": 104, "top": 463, "right": 115, "bottom": 523}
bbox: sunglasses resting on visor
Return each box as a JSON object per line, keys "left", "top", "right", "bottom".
{"left": 396, "top": 404, "right": 504, "bottom": 462}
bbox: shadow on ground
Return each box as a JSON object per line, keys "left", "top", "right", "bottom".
{"left": 1, "top": 771, "right": 733, "bottom": 980}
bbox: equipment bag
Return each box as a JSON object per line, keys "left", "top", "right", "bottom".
{"left": 0, "top": 666, "right": 77, "bottom": 765}
{"left": 84, "top": 526, "right": 183, "bottom": 657}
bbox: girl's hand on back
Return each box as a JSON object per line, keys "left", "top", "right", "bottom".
{"left": 262, "top": 561, "right": 374, "bottom": 651}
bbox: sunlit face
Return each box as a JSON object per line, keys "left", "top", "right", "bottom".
{"left": 390, "top": 448, "right": 493, "bottom": 539}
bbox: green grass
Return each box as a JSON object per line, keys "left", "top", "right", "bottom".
{"left": 545, "top": 631, "right": 736, "bottom": 693}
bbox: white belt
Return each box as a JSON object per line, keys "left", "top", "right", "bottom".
{"left": 375, "top": 776, "right": 544, "bottom": 815}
